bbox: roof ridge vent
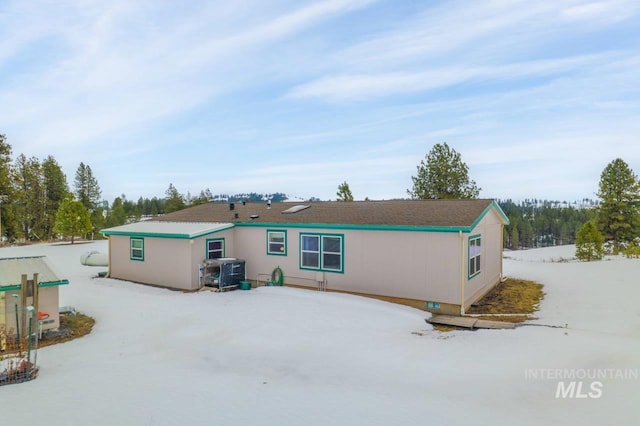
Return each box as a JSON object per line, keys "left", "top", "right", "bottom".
{"left": 282, "top": 204, "right": 310, "bottom": 214}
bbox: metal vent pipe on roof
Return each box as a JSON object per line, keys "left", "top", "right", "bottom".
{"left": 229, "top": 202, "right": 235, "bottom": 211}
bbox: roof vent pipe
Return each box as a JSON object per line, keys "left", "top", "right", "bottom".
{"left": 229, "top": 202, "right": 235, "bottom": 211}
{"left": 234, "top": 213, "right": 239, "bottom": 219}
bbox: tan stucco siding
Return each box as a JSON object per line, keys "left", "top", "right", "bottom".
{"left": 1, "top": 287, "right": 60, "bottom": 332}
{"left": 464, "top": 209, "right": 504, "bottom": 307}
{"left": 189, "top": 229, "right": 237, "bottom": 289}
{"left": 234, "top": 227, "right": 301, "bottom": 284}
{"left": 333, "top": 229, "right": 462, "bottom": 303}
{"left": 109, "top": 236, "right": 193, "bottom": 290}
{"left": 109, "top": 228, "right": 238, "bottom": 291}
{"left": 235, "top": 227, "right": 463, "bottom": 303}
{"left": 37, "top": 287, "right": 60, "bottom": 331}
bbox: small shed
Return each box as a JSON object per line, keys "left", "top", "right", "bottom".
{"left": 0, "top": 256, "right": 69, "bottom": 337}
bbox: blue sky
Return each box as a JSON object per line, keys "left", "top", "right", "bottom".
{"left": 1, "top": 0, "right": 639, "bottom": 203}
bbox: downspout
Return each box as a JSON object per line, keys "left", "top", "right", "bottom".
{"left": 459, "top": 230, "right": 465, "bottom": 316}
{"left": 500, "top": 224, "right": 505, "bottom": 282}
{"left": 106, "top": 236, "right": 112, "bottom": 278}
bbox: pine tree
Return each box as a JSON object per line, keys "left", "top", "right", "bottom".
{"left": 53, "top": 196, "right": 92, "bottom": 244}
{"left": 336, "top": 181, "right": 354, "bottom": 201}
{"left": 164, "top": 183, "right": 186, "bottom": 213}
{"left": 596, "top": 158, "right": 640, "bottom": 252}
{"left": 107, "top": 197, "right": 127, "bottom": 227}
{"left": 11, "top": 154, "right": 46, "bottom": 240}
{"left": 42, "top": 156, "right": 69, "bottom": 240}
{"left": 74, "top": 162, "right": 102, "bottom": 211}
{"left": 0, "top": 134, "right": 15, "bottom": 242}
{"left": 408, "top": 142, "right": 480, "bottom": 199}
{"left": 511, "top": 226, "right": 520, "bottom": 250}
{"left": 191, "top": 188, "right": 213, "bottom": 206}
{"left": 575, "top": 221, "right": 605, "bottom": 261}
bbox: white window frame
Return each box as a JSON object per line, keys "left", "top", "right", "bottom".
{"left": 206, "top": 238, "right": 225, "bottom": 259}
{"left": 468, "top": 235, "right": 481, "bottom": 279}
{"left": 130, "top": 237, "right": 144, "bottom": 261}
{"left": 267, "top": 230, "right": 287, "bottom": 256}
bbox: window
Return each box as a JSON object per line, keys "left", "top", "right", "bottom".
{"left": 267, "top": 230, "right": 287, "bottom": 256}
{"left": 469, "top": 235, "right": 481, "bottom": 278}
{"left": 322, "top": 235, "right": 342, "bottom": 271}
{"left": 300, "top": 233, "right": 343, "bottom": 273}
{"left": 206, "top": 238, "right": 225, "bottom": 259}
{"left": 301, "top": 235, "right": 320, "bottom": 269}
{"left": 130, "top": 238, "right": 144, "bottom": 261}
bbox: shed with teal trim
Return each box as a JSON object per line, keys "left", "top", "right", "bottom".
{"left": 0, "top": 256, "right": 68, "bottom": 333}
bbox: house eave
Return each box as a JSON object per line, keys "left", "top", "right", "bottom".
{"left": 235, "top": 222, "right": 475, "bottom": 233}
{"left": 0, "top": 279, "right": 70, "bottom": 293}
{"left": 100, "top": 223, "right": 236, "bottom": 240}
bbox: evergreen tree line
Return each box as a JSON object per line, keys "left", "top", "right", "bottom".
{"left": 3, "top": 133, "right": 636, "bottom": 251}
{"left": 499, "top": 199, "right": 597, "bottom": 249}
{"left": 108, "top": 190, "right": 290, "bottom": 225}
{"left": 0, "top": 135, "right": 70, "bottom": 242}
{"left": 0, "top": 134, "right": 105, "bottom": 242}
{"left": 1, "top": 134, "right": 293, "bottom": 242}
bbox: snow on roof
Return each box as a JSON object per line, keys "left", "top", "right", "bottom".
{"left": 0, "top": 256, "right": 68, "bottom": 289}
{"left": 100, "top": 221, "right": 234, "bottom": 239}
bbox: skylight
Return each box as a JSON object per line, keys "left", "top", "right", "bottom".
{"left": 282, "top": 205, "right": 310, "bottom": 214}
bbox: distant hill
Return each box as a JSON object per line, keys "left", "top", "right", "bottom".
{"left": 211, "top": 192, "right": 296, "bottom": 203}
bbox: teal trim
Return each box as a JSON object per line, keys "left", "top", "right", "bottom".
{"left": 0, "top": 279, "right": 69, "bottom": 292}
{"left": 100, "top": 224, "right": 235, "bottom": 239}
{"left": 299, "top": 232, "right": 344, "bottom": 274}
{"left": 469, "top": 200, "right": 510, "bottom": 230}
{"left": 39, "top": 279, "right": 70, "bottom": 288}
{"left": 468, "top": 234, "right": 481, "bottom": 279}
{"left": 130, "top": 237, "right": 144, "bottom": 261}
{"left": 205, "top": 237, "right": 225, "bottom": 259}
{"left": 0, "top": 255, "right": 46, "bottom": 261}
{"left": 239, "top": 222, "right": 470, "bottom": 233}
{"left": 267, "top": 229, "right": 288, "bottom": 256}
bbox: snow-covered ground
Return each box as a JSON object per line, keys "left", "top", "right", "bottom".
{"left": 1, "top": 242, "right": 638, "bottom": 425}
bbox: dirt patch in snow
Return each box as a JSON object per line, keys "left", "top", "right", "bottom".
{"left": 466, "top": 278, "right": 544, "bottom": 323}
{"left": 38, "top": 313, "right": 95, "bottom": 348}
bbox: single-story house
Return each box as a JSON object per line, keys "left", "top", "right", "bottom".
{"left": 0, "top": 256, "right": 68, "bottom": 342}
{"left": 100, "top": 200, "right": 509, "bottom": 315}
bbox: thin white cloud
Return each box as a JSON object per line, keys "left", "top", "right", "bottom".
{"left": 1, "top": 0, "right": 639, "bottom": 203}
{"left": 1, "top": 0, "right": 377, "bottom": 153}
{"left": 286, "top": 53, "right": 611, "bottom": 102}
{"left": 561, "top": 0, "right": 638, "bottom": 21}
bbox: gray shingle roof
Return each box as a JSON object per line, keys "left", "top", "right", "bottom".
{"left": 151, "top": 199, "right": 503, "bottom": 228}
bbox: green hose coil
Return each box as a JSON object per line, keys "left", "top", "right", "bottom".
{"left": 271, "top": 266, "right": 284, "bottom": 286}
